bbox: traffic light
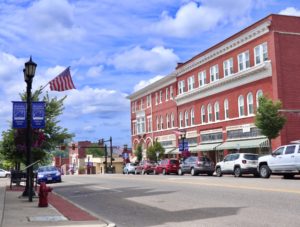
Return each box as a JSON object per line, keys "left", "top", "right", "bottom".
{"left": 98, "top": 139, "right": 104, "bottom": 146}
{"left": 72, "top": 143, "right": 76, "bottom": 150}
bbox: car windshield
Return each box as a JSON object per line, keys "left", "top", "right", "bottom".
{"left": 38, "top": 166, "right": 58, "bottom": 172}
{"left": 170, "top": 160, "right": 179, "bottom": 164}
{"left": 244, "top": 154, "right": 258, "bottom": 160}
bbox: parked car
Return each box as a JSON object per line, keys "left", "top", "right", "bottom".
{"left": 37, "top": 166, "right": 62, "bottom": 184}
{"left": 0, "top": 169, "right": 11, "bottom": 178}
{"left": 178, "top": 156, "right": 215, "bottom": 176}
{"left": 258, "top": 143, "right": 300, "bottom": 179}
{"left": 123, "top": 163, "right": 137, "bottom": 174}
{"left": 215, "top": 153, "right": 259, "bottom": 177}
{"left": 154, "top": 159, "right": 180, "bottom": 175}
{"left": 135, "top": 160, "right": 156, "bottom": 175}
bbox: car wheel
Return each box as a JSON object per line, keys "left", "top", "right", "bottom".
{"left": 162, "top": 169, "right": 166, "bottom": 175}
{"left": 178, "top": 168, "right": 183, "bottom": 175}
{"left": 216, "top": 167, "right": 222, "bottom": 177}
{"left": 259, "top": 164, "right": 271, "bottom": 178}
{"left": 191, "top": 168, "right": 196, "bottom": 176}
{"left": 234, "top": 167, "right": 242, "bottom": 177}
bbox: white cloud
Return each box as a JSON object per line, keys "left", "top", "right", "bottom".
{"left": 110, "top": 46, "right": 179, "bottom": 73}
{"left": 149, "top": 0, "right": 253, "bottom": 37}
{"left": 134, "top": 75, "right": 165, "bottom": 92}
{"left": 279, "top": 7, "right": 300, "bottom": 17}
{"left": 86, "top": 65, "right": 104, "bottom": 78}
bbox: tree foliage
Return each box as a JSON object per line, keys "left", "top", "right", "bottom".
{"left": 86, "top": 143, "right": 105, "bottom": 157}
{"left": 134, "top": 145, "right": 143, "bottom": 163}
{"left": 0, "top": 89, "right": 74, "bottom": 169}
{"left": 146, "top": 141, "right": 165, "bottom": 162}
{"left": 255, "top": 95, "right": 286, "bottom": 152}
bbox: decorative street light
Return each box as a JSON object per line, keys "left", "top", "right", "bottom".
{"left": 22, "top": 56, "right": 37, "bottom": 202}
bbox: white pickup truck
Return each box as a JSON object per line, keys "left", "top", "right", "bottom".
{"left": 258, "top": 144, "right": 300, "bottom": 178}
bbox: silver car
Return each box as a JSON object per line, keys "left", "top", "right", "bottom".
{"left": 0, "top": 168, "right": 11, "bottom": 178}
{"left": 123, "top": 163, "right": 137, "bottom": 174}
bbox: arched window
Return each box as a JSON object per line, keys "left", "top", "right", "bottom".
{"left": 247, "top": 92, "right": 254, "bottom": 115}
{"left": 256, "top": 90, "right": 263, "bottom": 108}
{"left": 160, "top": 115, "right": 163, "bottom": 129}
{"left": 208, "top": 104, "right": 213, "bottom": 122}
{"left": 179, "top": 112, "right": 183, "bottom": 128}
{"left": 201, "top": 105, "right": 206, "bottom": 123}
{"left": 185, "top": 110, "right": 189, "bottom": 126}
{"left": 238, "top": 95, "right": 245, "bottom": 117}
{"left": 214, "top": 102, "right": 220, "bottom": 121}
{"left": 166, "top": 114, "right": 170, "bottom": 128}
{"left": 171, "top": 113, "right": 175, "bottom": 128}
{"left": 191, "top": 108, "right": 195, "bottom": 125}
{"left": 224, "top": 99, "right": 229, "bottom": 119}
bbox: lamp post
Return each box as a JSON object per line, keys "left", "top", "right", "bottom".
{"left": 22, "top": 57, "right": 37, "bottom": 202}
{"left": 99, "top": 137, "right": 113, "bottom": 173}
{"left": 179, "top": 130, "right": 187, "bottom": 159}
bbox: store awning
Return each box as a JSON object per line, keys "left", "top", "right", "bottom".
{"left": 164, "top": 148, "right": 179, "bottom": 154}
{"left": 216, "top": 138, "right": 268, "bottom": 150}
{"left": 189, "top": 143, "right": 221, "bottom": 153}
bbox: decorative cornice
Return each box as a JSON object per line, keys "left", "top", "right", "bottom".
{"left": 175, "top": 21, "right": 271, "bottom": 77}
{"left": 176, "top": 61, "right": 272, "bottom": 106}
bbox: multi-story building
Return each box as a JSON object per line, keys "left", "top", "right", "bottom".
{"left": 127, "top": 14, "right": 300, "bottom": 163}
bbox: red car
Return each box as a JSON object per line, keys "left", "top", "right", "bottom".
{"left": 154, "top": 159, "right": 180, "bottom": 175}
{"left": 135, "top": 160, "right": 156, "bottom": 175}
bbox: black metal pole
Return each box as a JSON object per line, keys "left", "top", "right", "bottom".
{"left": 104, "top": 144, "right": 107, "bottom": 173}
{"left": 110, "top": 136, "right": 113, "bottom": 168}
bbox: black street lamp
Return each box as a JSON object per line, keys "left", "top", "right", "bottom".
{"left": 22, "top": 56, "right": 37, "bottom": 202}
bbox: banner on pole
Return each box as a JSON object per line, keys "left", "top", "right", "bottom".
{"left": 12, "top": 101, "right": 27, "bottom": 128}
{"left": 32, "top": 102, "right": 45, "bottom": 128}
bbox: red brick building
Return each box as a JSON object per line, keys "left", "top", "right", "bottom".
{"left": 127, "top": 14, "right": 300, "bottom": 163}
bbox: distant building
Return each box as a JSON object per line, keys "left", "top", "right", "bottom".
{"left": 127, "top": 14, "right": 300, "bottom": 163}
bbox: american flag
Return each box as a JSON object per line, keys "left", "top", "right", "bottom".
{"left": 49, "top": 67, "right": 75, "bottom": 91}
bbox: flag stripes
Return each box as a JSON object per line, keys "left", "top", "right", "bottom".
{"left": 49, "top": 67, "right": 75, "bottom": 91}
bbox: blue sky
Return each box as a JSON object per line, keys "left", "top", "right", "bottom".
{"left": 1, "top": 0, "right": 300, "bottom": 147}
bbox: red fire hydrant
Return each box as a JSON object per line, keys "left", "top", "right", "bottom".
{"left": 38, "top": 182, "right": 52, "bottom": 207}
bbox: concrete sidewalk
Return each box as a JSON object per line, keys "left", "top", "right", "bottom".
{"left": 0, "top": 179, "right": 115, "bottom": 227}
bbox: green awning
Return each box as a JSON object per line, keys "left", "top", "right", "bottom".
{"left": 216, "top": 138, "right": 268, "bottom": 150}
{"left": 189, "top": 143, "right": 221, "bottom": 153}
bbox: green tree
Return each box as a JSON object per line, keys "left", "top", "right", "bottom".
{"left": 134, "top": 145, "right": 143, "bottom": 163}
{"left": 255, "top": 95, "right": 286, "bottom": 152}
{"left": 0, "top": 89, "right": 74, "bottom": 169}
{"left": 146, "top": 141, "right": 165, "bottom": 162}
{"left": 86, "top": 143, "right": 105, "bottom": 157}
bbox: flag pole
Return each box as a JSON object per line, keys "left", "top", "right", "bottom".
{"left": 39, "top": 82, "right": 50, "bottom": 92}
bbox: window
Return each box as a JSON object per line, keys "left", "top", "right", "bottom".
{"left": 147, "top": 117, "right": 152, "bottom": 132}
{"left": 274, "top": 147, "right": 284, "bottom": 156}
{"left": 214, "top": 102, "right": 220, "bottom": 121}
{"left": 285, "top": 146, "right": 296, "bottom": 155}
{"left": 159, "top": 90, "right": 162, "bottom": 103}
{"left": 254, "top": 43, "right": 268, "bottom": 65}
{"left": 170, "top": 86, "right": 173, "bottom": 99}
{"left": 185, "top": 111, "right": 189, "bottom": 126}
{"left": 210, "top": 65, "right": 219, "bottom": 82}
{"left": 208, "top": 104, "right": 213, "bottom": 122}
{"left": 191, "top": 108, "right": 195, "bottom": 125}
{"left": 224, "top": 99, "right": 229, "bottom": 119}
{"left": 178, "top": 80, "right": 185, "bottom": 94}
{"left": 201, "top": 105, "right": 206, "bottom": 123}
{"left": 166, "top": 88, "right": 169, "bottom": 101}
{"left": 247, "top": 92, "right": 254, "bottom": 115}
{"left": 146, "top": 95, "right": 151, "bottom": 108}
{"left": 166, "top": 114, "right": 170, "bottom": 128}
{"left": 171, "top": 113, "right": 175, "bottom": 128}
{"left": 132, "top": 122, "right": 136, "bottom": 135}
{"left": 160, "top": 115, "right": 163, "bottom": 129}
{"left": 155, "top": 92, "right": 158, "bottom": 105}
{"left": 256, "top": 90, "right": 263, "bottom": 108}
{"left": 238, "top": 95, "right": 245, "bottom": 117}
{"left": 131, "top": 103, "right": 135, "bottom": 113}
{"left": 188, "top": 75, "right": 195, "bottom": 91}
{"left": 136, "top": 116, "right": 145, "bottom": 134}
{"left": 238, "top": 51, "right": 250, "bottom": 71}
{"left": 140, "top": 99, "right": 143, "bottom": 110}
{"left": 156, "top": 116, "right": 159, "bottom": 130}
{"left": 223, "top": 58, "right": 233, "bottom": 77}
{"left": 198, "top": 70, "right": 206, "bottom": 87}
{"left": 179, "top": 112, "right": 183, "bottom": 128}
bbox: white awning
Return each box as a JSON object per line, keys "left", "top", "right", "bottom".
{"left": 164, "top": 148, "right": 179, "bottom": 154}
{"left": 189, "top": 143, "right": 221, "bottom": 153}
{"left": 216, "top": 138, "right": 268, "bottom": 150}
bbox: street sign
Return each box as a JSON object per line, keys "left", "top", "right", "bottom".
{"left": 12, "top": 101, "right": 27, "bottom": 128}
{"left": 32, "top": 102, "right": 45, "bottom": 128}
{"left": 179, "top": 141, "right": 189, "bottom": 152}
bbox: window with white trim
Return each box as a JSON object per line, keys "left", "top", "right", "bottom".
{"left": 179, "top": 112, "right": 183, "bottom": 128}
{"left": 166, "top": 114, "right": 170, "bottom": 128}
{"left": 191, "top": 108, "right": 195, "bottom": 125}
{"left": 131, "top": 103, "right": 135, "bottom": 113}
{"left": 247, "top": 92, "right": 254, "bottom": 115}
{"left": 159, "top": 90, "right": 162, "bottom": 103}
{"left": 156, "top": 116, "right": 159, "bottom": 130}
{"left": 210, "top": 65, "right": 219, "bottom": 82}
{"left": 136, "top": 116, "right": 145, "bottom": 134}
{"left": 171, "top": 112, "right": 175, "bottom": 128}
{"left": 238, "top": 51, "right": 250, "bottom": 71}
{"left": 146, "top": 95, "right": 151, "bottom": 108}
{"left": 155, "top": 92, "right": 158, "bottom": 105}
{"left": 185, "top": 111, "right": 189, "bottom": 126}
{"left": 214, "top": 102, "right": 220, "bottom": 121}
{"left": 178, "top": 81, "right": 185, "bottom": 94}
{"left": 201, "top": 105, "right": 206, "bottom": 123}
{"left": 166, "top": 88, "right": 169, "bottom": 101}
{"left": 188, "top": 75, "right": 195, "bottom": 91}
{"left": 208, "top": 104, "right": 213, "bottom": 122}
{"left": 147, "top": 117, "right": 152, "bottom": 132}
{"left": 254, "top": 43, "right": 268, "bottom": 65}
{"left": 256, "top": 90, "right": 263, "bottom": 108}
{"left": 132, "top": 121, "right": 136, "bottom": 135}
{"left": 170, "top": 86, "right": 174, "bottom": 99}
{"left": 224, "top": 99, "right": 229, "bottom": 119}
{"left": 160, "top": 115, "right": 163, "bottom": 129}
{"left": 238, "top": 95, "right": 245, "bottom": 117}
{"left": 140, "top": 99, "right": 143, "bottom": 110}
{"left": 198, "top": 70, "right": 206, "bottom": 87}
{"left": 223, "top": 58, "right": 233, "bottom": 77}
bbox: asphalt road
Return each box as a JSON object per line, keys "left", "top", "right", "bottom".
{"left": 51, "top": 174, "right": 300, "bottom": 227}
